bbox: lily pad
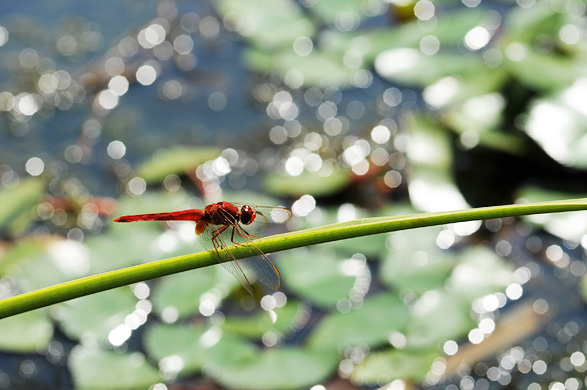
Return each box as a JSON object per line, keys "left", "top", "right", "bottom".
{"left": 445, "top": 246, "right": 513, "bottom": 304}
{"left": 351, "top": 348, "right": 438, "bottom": 385}
{"left": 308, "top": 293, "right": 409, "bottom": 350}
{"left": 134, "top": 146, "right": 221, "bottom": 184}
{"left": 216, "top": 0, "right": 315, "bottom": 50}
{"left": 69, "top": 345, "right": 161, "bottom": 390}
{"left": 405, "top": 289, "right": 474, "bottom": 348}
{"left": 56, "top": 287, "right": 138, "bottom": 343}
{"left": 151, "top": 267, "right": 222, "bottom": 320}
{"left": 208, "top": 346, "right": 339, "bottom": 390}
{"left": 279, "top": 247, "right": 362, "bottom": 308}
{"left": 516, "top": 186, "right": 587, "bottom": 242}
{"left": 0, "top": 309, "right": 53, "bottom": 352}
{"left": 523, "top": 83, "right": 587, "bottom": 169}
{"left": 380, "top": 225, "right": 453, "bottom": 295}
{"left": 143, "top": 322, "right": 210, "bottom": 376}
{"left": 0, "top": 177, "right": 44, "bottom": 236}
{"left": 506, "top": 50, "right": 579, "bottom": 91}
{"left": 263, "top": 169, "right": 350, "bottom": 197}
{"left": 221, "top": 300, "right": 307, "bottom": 338}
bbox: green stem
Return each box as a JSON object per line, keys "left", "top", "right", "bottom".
{"left": 1, "top": 198, "right": 587, "bottom": 319}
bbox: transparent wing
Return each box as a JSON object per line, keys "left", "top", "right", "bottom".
{"left": 230, "top": 203, "right": 292, "bottom": 235}
{"left": 197, "top": 221, "right": 281, "bottom": 295}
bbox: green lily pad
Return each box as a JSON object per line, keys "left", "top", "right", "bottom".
{"left": 221, "top": 300, "right": 306, "bottom": 338}
{"left": 56, "top": 287, "right": 138, "bottom": 342}
{"left": 446, "top": 246, "right": 513, "bottom": 304}
{"left": 309, "top": 0, "right": 379, "bottom": 26}
{"left": 351, "top": 348, "right": 438, "bottom": 385}
{"left": 263, "top": 169, "right": 350, "bottom": 197}
{"left": 375, "top": 50, "right": 487, "bottom": 88}
{"left": 322, "top": 8, "right": 488, "bottom": 62}
{"left": 279, "top": 247, "right": 361, "bottom": 308}
{"left": 523, "top": 86, "right": 587, "bottom": 169}
{"left": 308, "top": 293, "right": 409, "bottom": 350}
{"left": 216, "top": 0, "right": 315, "bottom": 50}
{"left": 143, "top": 322, "right": 210, "bottom": 376}
{"left": 506, "top": 50, "right": 579, "bottom": 91}
{"left": 86, "top": 228, "right": 162, "bottom": 273}
{"left": 0, "top": 177, "right": 44, "bottom": 236}
{"left": 380, "top": 226, "right": 453, "bottom": 294}
{"left": 0, "top": 236, "right": 53, "bottom": 275}
{"left": 69, "top": 345, "right": 161, "bottom": 390}
{"left": 134, "top": 146, "right": 221, "bottom": 184}
{"left": 0, "top": 309, "right": 53, "bottom": 352}
{"left": 151, "top": 267, "right": 223, "bottom": 320}
{"left": 11, "top": 239, "right": 82, "bottom": 292}
{"left": 246, "top": 48, "right": 358, "bottom": 88}
{"left": 405, "top": 114, "right": 469, "bottom": 212}
{"left": 208, "top": 346, "right": 339, "bottom": 390}
{"left": 405, "top": 289, "right": 474, "bottom": 348}
{"left": 516, "top": 186, "right": 587, "bottom": 242}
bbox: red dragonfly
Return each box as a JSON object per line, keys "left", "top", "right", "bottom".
{"left": 113, "top": 201, "right": 292, "bottom": 295}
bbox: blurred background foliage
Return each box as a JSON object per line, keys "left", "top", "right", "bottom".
{"left": 1, "top": 0, "right": 587, "bottom": 389}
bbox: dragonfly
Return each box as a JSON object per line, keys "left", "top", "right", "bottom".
{"left": 113, "top": 201, "right": 292, "bottom": 295}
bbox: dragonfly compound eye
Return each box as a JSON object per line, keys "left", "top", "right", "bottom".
{"left": 240, "top": 205, "right": 256, "bottom": 225}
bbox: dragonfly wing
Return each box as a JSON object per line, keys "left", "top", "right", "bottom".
{"left": 197, "top": 223, "right": 281, "bottom": 294}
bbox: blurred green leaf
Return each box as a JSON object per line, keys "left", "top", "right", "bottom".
{"left": 151, "top": 268, "right": 224, "bottom": 320}
{"left": 308, "top": 293, "right": 409, "bottom": 350}
{"left": 135, "top": 146, "right": 221, "bottom": 184}
{"left": 209, "top": 346, "right": 339, "bottom": 390}
{"left": 309, "top": 0, "right": 382, "bottom": 25}
{"left": 351, "top": 348, "right": 438, "bottom": 384}
{"left": 216, "top": 0, "right": 315, "bottom": 50}
{"left": 446, "top": 246, "right": 513, "bottom": 304}
{"left": 0, "top": 177, "right": 44, "bottom": 235}
{"left": 405, "top": 289, "right": 474, "bottom": 348}
{"left": 144, "top": 323, "right": 210, "bottom": 376}
{"left": 506, "top": 50, "right": 579, "bottom": 91}
{"left": 381, "top": 226, "right": 453, "bottom": 294}
{"left": 246, "top": 48, "right": 357, "bottom": 88}
{"left": 69, "top": 345, "right": 160, "bottom": 390}
{"left": 376, "top": 51, "right": 487, "bottom": 87}
{"left": 280, "top": 247, "right": 360, "bottom": 308}
{"left": 0, "top": 236, "right": 52, "bottom": 275}
{"left": 221, "top": 301, "right": 306, "bottom": 338}
{"left": 57, "top": 287, "right": 137, "bottom": 342}
{"left": 0, "top": 309, "right": 52, "bottom": 352}
{"left": 263, "top": 169, "right": 350, "bottom": 197}
{"left": 517, "top": 186, "right": 587, "bottom": 242}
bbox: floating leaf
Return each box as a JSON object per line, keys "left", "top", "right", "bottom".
{"left": 263, "top": 169, "right": 350, "bottom": 197}
{"left": 351, "top": 348, "right": 438, "bottom": 385}
{"left": 516, "top": 186, "right": 587, "bottom": 242}
{"left": 69, "top": 345, "right": 160, "bottom": 390}
{"left": 445, "top": 246, "right": 513, "bottom": 304}
{"left": 279, "top": 247, "right": 361, "bottom": 308}
{"left": 405, "top": 289, "right": 474, "bottom": 348}
{"left": 0, "top": 177, "right": 44, "bottom": 236}
{"left": 151, "top": 268, "right": 222, "bottom": 320}
{"left": 308, "top": 293, "right": 409, "bottom": 350}
{"left": 506, "top": 50, "right": 579, "bottom": 91}
{"left": 221, "top": 300, "right": 307, "bottom": 338}
{"left": 135, "top": 147, "right": 221, "bottom": 184}
{"left": 57, "top": 287, "right": 137, "bottom": 342}
{"left": 380, "top": 226, "right": 453, "bottom": 294}
{"left": 208, "top": 346, "right": 338, "bottom": 390}
{"left": 0, "top": 309, "right": 52, "bottom": 352}
{"left": 216, "top": 0, "right": 315, "bottom": 50}
{"left": 143, "top": 323, "right": 211, "bottom": 376}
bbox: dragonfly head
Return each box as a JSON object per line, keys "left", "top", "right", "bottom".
{"left": 240, "top": 205, "right": 256, "bottom": 225}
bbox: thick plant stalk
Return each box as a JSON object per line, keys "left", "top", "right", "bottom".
{"left": 1, "top": 198, "right": 587, "bottom": 319}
